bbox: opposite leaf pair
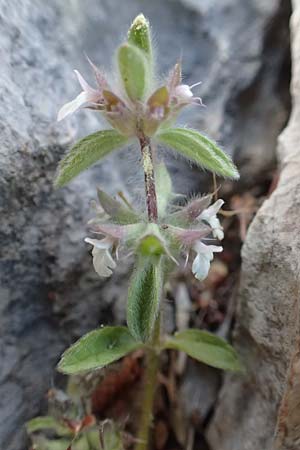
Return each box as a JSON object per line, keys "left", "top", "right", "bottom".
{"left": 57, "top": 326, "right": 242, "bottom": 375}
{"left": 55, "top": 14, "right": 238, "bottom": 188}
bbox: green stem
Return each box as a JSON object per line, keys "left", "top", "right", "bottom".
{"left": 135, "top": 319, "right": 160, "bottom": 450}
{"left": 135, "top": 134, "right": 160, "bottom": 450}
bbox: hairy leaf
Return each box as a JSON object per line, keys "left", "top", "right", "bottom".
{"left": 127, "top": 257, "right": 163, "bottom": 342}
{"left": 157, "top": 128, "right": 239, "bottom": 179}
{"left": 97, "top": 189, "right": 139, "bottom": 224}
{"left": 26, "top": 416, "right": 70, "bottom": 436}
{"left": 30, "top": 436, "right": 72, "bottom": 450}
{"left": 118, "top": 44, "right": 149, "bottom": 101}
{"left": 58, "top": 326, "right": 142, "bottom": 374}
{"left": 99, "top": 421, "right": 123, "bottom": 450}
{"left": 55, "top": 130, "right": 128, "bottom": 187}
{"left": 164, "top": 329, "right": 242, "bottom": 371}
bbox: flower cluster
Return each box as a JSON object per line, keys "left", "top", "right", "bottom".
{"left": 58, "top": 15, "right": 202, "bottom": 139}
{"left": 58, "top": 63, "right": 202, "bottom": 140}
{"left": 85, "top": 174, "right": 224, "bottom": 282}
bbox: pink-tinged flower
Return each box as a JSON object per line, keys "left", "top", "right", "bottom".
{"left": 163, "top": 198, "right": 224, "bottom": 281}
{"left": 57, "top": 56, "right": 204, "bottom": 137}
{"left": 84, "top": 237, "right": 116, "bottom": 277}
{"left": 166, "top": 224, "right": 211, "bottom": 246}
{"left": 85, "top": 55, "right": 108, "bottom": 92}
{"left": 85, "top": 221, "right": 147, "bottom": 277}
{"left": 167, "top": 62, "right": 203, "bottom": 107}
{"left": 167, "top": 62, "right": 182, "bottom": 94}
{"left": 57, "top": 59, "right": 137, "bottom": 136}
{"left": 88, "top": 223, "right": 127, "bottom": 239}
{"left": 192, "top": 241, "right": 223, "bottom": 281}
{"left": 197, "top": 199, "right": 224, "bottom": 240}
{"left": 57, "top": 70, "right": 104, "bottom": 121}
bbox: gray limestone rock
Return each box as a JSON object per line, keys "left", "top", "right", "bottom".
{"left": 207, "top": 1, "right": 300, "bottom": 449}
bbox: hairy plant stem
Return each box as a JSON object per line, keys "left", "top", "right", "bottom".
{"left": 135, "top": 134, "right": 160, "bottom": 450}
{"left": 138, "top": 134, "right": 158, "bottom": 223}
{"left": 135, "top": 318, "right": 160, "bottom": 450}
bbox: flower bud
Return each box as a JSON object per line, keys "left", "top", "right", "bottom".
{"left": 127, "top": 14, "right": 152, "bottom": 59}
{"left": 139, "top": 235, "right": 165, "bottom": 257}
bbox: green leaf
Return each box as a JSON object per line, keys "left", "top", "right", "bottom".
{"left": 86, "top": 429, "right": 104, "bottom": 450}
{"left": 118, "top": 44, "right": 149, "bottom": 101}
{"left": 127, "top": 256, "right": 163, "bottom": 342}
{"left": 99, "top": 421, "right": 123, "bottom": 450}
{"left": 127, "top": 14, "right": 152, "bottom": 59}
{"left": 138, "top": 224, "right": 168, "bottom": 257}
{"left": 97, "top": 189, "right": 139, "bottom": 224}
{"left": 155, "top": 162, "right": 172, "bottom": 217}
{"left": 30, "top": 436, "right": 72, "bottom": 450}
{"left": 74, "top": 435, "right": 93, "bottom": 450}
{"left": 164, "top": 329, "right": 242, "bottom": 372}
{"left": 138, "top": 235, "right": 165, "bottom": 257}
{"left": 57, "top": 326, "right": 142, "bottom": 374}
{"left": 26, "top": 416, "right": 71, "bottom": 436}
{"left": 156, "top": 127, "right": 239, "bottom": 179}
{"left": 137, "top": 224, "right": 178, "bottom": 265}
{"left": 55, "top": 130, "right": 128, "bottom": 187}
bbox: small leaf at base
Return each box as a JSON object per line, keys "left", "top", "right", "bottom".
{"left": 26, "top": 416, "right": 71, "bottom": 436}
{"left": 58, "top": 326, "right": 142, "bottom": 374}
{"left": 164, "top": 329, "right": 242, "bottom": 372}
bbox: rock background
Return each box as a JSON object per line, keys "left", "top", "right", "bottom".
{"left": 208, "top": 1, "right": 300, "bottom": 449}
{"left": 0, "top": 0, "right": 291, "bottom": 449}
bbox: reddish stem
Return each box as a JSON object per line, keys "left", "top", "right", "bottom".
{"left": 138, "top": 134, "right": 158, "bottom": 223}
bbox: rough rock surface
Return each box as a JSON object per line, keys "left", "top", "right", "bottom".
{"left": 207, "top": 1, "right": 300, "bottom": 449}
{"left": 0, "top": 0, "right": 290, "bottom": 449}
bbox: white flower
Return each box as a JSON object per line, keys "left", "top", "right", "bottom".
{"left": 174, "top": 82, "right": 203, "bottom": 105}
{"left": 85, "top": 237, "right": 116, "bottom": 277}
{"left": 198, "top": 199, "right": 224, "bottom": 241}
{"left": 174, "top": 84, "right": 193, "bottom": 100}
{"left": 192, "top": 241, "right": 223, "bottom": 281}
{"left": 57, "top": 70, "right": 103, "bottom": 121}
